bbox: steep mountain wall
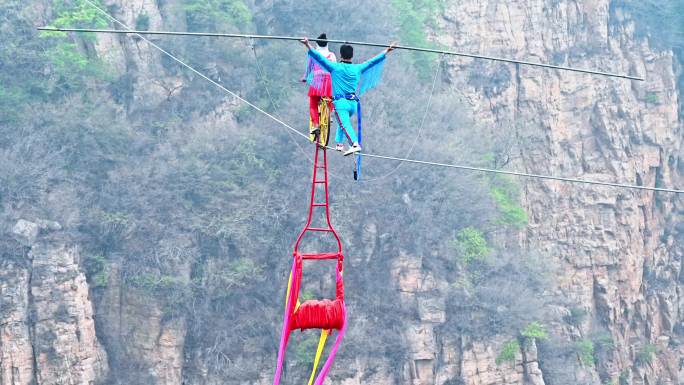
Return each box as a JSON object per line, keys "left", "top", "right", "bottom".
{"left": 1, "top": 220, "right": 108, "bottom": 385}
{"left": 435, "top": 1, "right": 683, "bottom": 384}
{"left": 1, "top": 1, "right": 682, "bottom": 384}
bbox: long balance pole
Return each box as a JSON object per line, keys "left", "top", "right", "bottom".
{"left": 37, "top": 27, "right": 643, "bottom": 81}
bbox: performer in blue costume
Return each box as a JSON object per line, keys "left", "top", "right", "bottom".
{"left": 301, "top": 37, "right": 396, "bottom": 156}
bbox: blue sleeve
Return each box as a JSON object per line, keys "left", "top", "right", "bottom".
{"left": 308, "top": 49, "right": 335, "bottom": 73}
{"left": 357, "top": 53, "right": 387, "bottom": 95}
{"left": 360, "top": 53, "right": 386, "bottom": 73}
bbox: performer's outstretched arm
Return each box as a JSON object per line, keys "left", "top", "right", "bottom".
{"left": 300, "top": 38, "right": 335, "bottom": 73}
{"left": 360, "top": 42, "right": 397, "bottom": 73}
{"left": 357, "top": 42, "right": 397, "bottom": 95}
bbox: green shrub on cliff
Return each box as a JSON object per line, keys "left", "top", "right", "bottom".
{"left": 135, "top": 13, "right": 150, "bottom": 31}
{"left": 521, "top": 322, "right": 548, "bottom": 341}
{"left": 83, "top": 254, "right": 109, "bottom": 288}
{"left": 496, "top": 339, "right": 520, "bottom": 366}
{"left": 636, "top": 343, "right": 658, "bottom": 364}
{"left": 42, "top": 0, "right": 108, "bottom": 36}
{"left": 451, "top": 227, "right": 491, "bottom": 264}
{"left": 390, "top": 0, "right": 444, "bottom": 74}
{"left": 293, "top": 334, "right": 320, "bottom": 365}
{"left": 575, "top": 339, "right": 595, "bottom": 367}
{"left": 489, "top": 175, "right": 528, "bottom": 229}
{"left": 182, "top": 0, "right": 252, "bottom": 31}
{"left": 204, "top": 259, "right": 264, "bottom": 300}
{"left": 127, "top": 273, "right": 186, "bottom": 292}
{"left": 40, "top": 0, "right": 111, "bottom": 91}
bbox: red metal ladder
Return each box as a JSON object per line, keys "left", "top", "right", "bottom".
{"left": 273, "top": 145, "right": 347, "bottom": 385}
{"left": 294, "top": 144, "right": 342, "bottom": 257}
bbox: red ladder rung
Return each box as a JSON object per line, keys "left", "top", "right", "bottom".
{"left": 306, "top": 227, "right": 333, "bottom": 232}
{"left": 312, "top": 203, "right": 327, "bottom": 207}
{"left": 300, "top": 252, "right": 341, "bottom": 260}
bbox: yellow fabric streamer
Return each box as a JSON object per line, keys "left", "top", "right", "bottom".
{"left": 285, "top": 270, "right": 300, "bottom": 312}
{"left": 307, "top": 329, "right": 330, "bottom": 385}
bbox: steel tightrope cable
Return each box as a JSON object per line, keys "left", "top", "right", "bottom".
{"left": 56, "top": 1, "right": 682, "bottom": 194}
{"left": 37, "top": 27, "right": 644, "bottom": 81}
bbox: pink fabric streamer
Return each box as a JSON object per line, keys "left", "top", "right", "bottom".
{"left": 272, "top": 259, "right": 297, "bottom": 385}
{"left": 313, "top": 269, "right": 347, "bottom": 385}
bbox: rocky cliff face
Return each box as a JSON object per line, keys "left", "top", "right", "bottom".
{"left": 1, "top": 220, "right": 108, "bottom": 385}
{"left": 434, "top": 1, "right": 684, "bottom": 384}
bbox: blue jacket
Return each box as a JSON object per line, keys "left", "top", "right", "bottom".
{"left": 307, "top": 49, "right": 386, "bottom": 98}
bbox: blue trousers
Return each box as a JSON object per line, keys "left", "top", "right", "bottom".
{"left": 333, "top": 98, "right": 358, "bottom": 144}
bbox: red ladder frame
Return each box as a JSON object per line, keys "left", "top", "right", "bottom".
{"left": 273, "top": 145, "right": 347, "bottom": 385}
